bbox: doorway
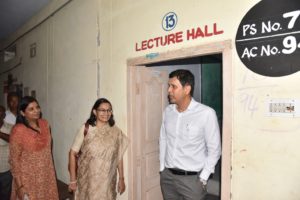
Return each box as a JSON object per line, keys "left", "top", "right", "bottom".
{"left": 127, "top": 40, "right": 232, "bottom": 200}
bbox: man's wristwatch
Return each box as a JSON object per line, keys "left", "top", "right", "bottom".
{"left": 200, "top": 178, "right": 207, "bottom": 191}
{"left": 200, "top": 178, "right": 207, "bottom": 185}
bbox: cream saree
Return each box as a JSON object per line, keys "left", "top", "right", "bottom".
{"left": 75, "top": 124, "right": 128, "bottom": 200}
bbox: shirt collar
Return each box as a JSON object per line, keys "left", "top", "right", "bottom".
{"left": 172, "top": 98, "right": 196, "bottom": 112}
{"left": 186, "top": 98, "right": 197, "bottom": 111}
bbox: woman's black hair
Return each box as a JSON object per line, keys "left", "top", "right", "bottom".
{"left": 16, "top": 96, "right": 41, "bottom": 132}
{"left": 86, "top": 98, "right": 115, "bottom": 127}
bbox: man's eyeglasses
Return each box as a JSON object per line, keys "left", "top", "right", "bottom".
{"left": 97, "top": 109, "right": 113, "bottom": 114}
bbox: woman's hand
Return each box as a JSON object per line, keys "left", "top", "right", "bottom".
{"left": 68, "top": 181, "right": 77, "bottom": 193}
{"left": 17, "top": 187, "right": 25, "bottom": 199}
{"left": 23, "top": 193, "right": 30, "bottom": 200}
{"left": 117, "top": 159, "right": 125, "bottom": 195}
{"left": 118, "top": 178, "right": 126, "bottom": 195}
{"left": 68, "top": 150, "right": 78, "bottom": 193}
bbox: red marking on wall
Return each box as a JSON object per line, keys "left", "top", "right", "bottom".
{"left": 135, "top": 23, "right": 224, "bottom": 51}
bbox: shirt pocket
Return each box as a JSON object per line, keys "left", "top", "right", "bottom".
{"left": 165, "top": 120, "right": 177, "bottom": 137}
{"left": 186, "top": 121, "right": 205, "bottom": 140}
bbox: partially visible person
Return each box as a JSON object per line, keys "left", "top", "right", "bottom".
{"left": 159, "top": 69, "right": 221, "bottom": 200}
{"left": 0, "top": 92, "right": 19, "bottom": 199}
{"left": 68, "top": 98, "right": 129, "bottom": 200}
{"left": 0, "top": 105, "right": 13, "bottom": 200}
{"left": 4, "top": 92, "right": 19, "bottom": 125}
{"left": 9, "top": 96, "right": 59, "bottom": 200}
{"left": 1, "top": 92, "right": 19, "bottom": 200}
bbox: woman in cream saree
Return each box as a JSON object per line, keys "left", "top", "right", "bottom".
{"left": 68, "top": 98, "right": 128, "bottom": 200}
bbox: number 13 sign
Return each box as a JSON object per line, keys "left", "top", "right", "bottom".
{"left": 162, "top": 12, "right": 178, "bottom": 31}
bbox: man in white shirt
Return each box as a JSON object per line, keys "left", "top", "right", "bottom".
{"left": 0, "top": 105, "right": 13, "bottom": 200}
{"left": 4, "top": 92, "right": 19, "bottom": 125}
{"left": 159, "top": 69, "right": 221, "bottom": 200}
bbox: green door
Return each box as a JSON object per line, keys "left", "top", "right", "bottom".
{"left": 201, "top": 57, "right": 222, "bottom": 123}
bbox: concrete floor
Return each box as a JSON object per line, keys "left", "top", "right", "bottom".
{"left": 57, "top": 180, "right": 220, "bottom": 200}
{"left": 206, "top": 194, "right": 220, "bottom": 200}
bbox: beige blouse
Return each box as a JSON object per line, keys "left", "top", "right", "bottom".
{"left": 71, "top": 124, "right": 97, "bottom": 152}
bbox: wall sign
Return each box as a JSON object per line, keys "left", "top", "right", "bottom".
{"left": 162, "top": 12, "right": 178, "bottom": 31}
{"left": 135, "top": 12, "right": 224, "bottom": 52}
{"left": 235, "top": 0, "right": 300, "bottom": 77}
{"left": 30, "top": 43, "right": 36, "bottom": 58}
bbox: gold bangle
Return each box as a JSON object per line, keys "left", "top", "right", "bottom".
{"left": 69, "top": 180, "right": 77, "bottom": 184}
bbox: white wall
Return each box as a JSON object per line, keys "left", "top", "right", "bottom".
{"left": 0, "top": 0, "right": 99, "bottom": 183}
{"left": 107, "top": 0, "right": 300, "bottom": 200}
{"left": 47, "top": 0, "right": 98, "bottom": 181}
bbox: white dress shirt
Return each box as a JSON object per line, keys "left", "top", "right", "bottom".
{"left": 0, "top": 122, "right": 13, "bottom": 172}
{"left": 159, "top": 98, "right": 221, "bottom": 180}
{"left": 4, "top": 110, "right": 16, "bottom": 125}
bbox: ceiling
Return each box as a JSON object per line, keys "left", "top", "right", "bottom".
{"left": 0, "top": 0, "right": 51, "bottom": 40}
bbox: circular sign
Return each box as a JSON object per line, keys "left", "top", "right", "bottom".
{"left": 162, "top": 12, "right": 178, "bottom": 31}
{"left": 235, "top": 0, "right": 300, "bottom": 77}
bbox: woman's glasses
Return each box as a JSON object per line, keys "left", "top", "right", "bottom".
{"left": 97, "top": 109, "right": 113, "bottom": 114}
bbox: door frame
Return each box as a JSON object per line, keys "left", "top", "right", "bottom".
{"left": 127, "top": 40, "right": 232, "bottom": 200}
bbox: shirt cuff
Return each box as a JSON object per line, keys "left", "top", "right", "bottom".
{"left": 71, "top": 147, "right": 80, "bottom": 153}
{"left": 199, "top": 169, "right": 211, "bottom": 181}
{"left": 160, "top": 164, "right": 165, "bottom": 172}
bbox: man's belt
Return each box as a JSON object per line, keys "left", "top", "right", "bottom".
{"left": 168, "top": 168, "right": 198, "bottom": 175}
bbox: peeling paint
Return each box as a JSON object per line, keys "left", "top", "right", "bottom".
{"left": 240, "top": 149, "right": 247, "bottom": 153}
{"left": 146, "top": 52, "right": 159, "bottom": 59}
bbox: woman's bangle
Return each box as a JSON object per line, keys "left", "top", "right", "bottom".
{"left": 69, "top": 180, "right": 77, "bottom": 184}
{"left": 119, "top": 177, "right": 124, "bottom": 180}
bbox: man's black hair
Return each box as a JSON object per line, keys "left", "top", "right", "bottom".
{"left": 169, "top": 69, "right": 194, "bottom": 96}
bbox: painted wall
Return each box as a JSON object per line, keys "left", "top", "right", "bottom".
{"left": 0, "top": 0, "right": 99, "bottom": 183}
{"left": 1, "top": 0, "right": 300, "bottom": 200}
{"left": 107, "top": 0, "right": 300, "bottom": 200}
